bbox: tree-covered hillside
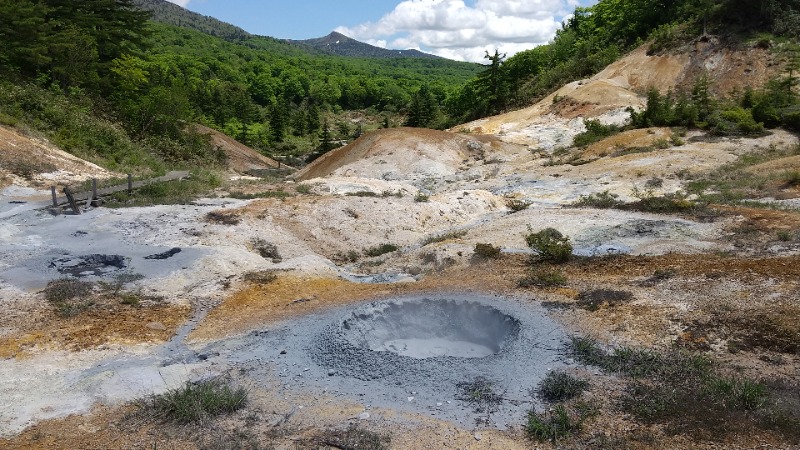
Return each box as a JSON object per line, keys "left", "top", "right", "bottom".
{"left": 3, "top": 0, "right": 799, "bottom": 178}
{"left": 132, "top": 0, "right": 250, "bottom": 41}
{"left": 0, "top": 0, "right": 479, "bottom": 172}
{"left": 448, "top": 0, "right": 800, "bottom": 123}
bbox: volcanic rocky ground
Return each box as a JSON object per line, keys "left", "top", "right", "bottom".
{"left": 1, "top": 40, "right": 800, "bottom": 450}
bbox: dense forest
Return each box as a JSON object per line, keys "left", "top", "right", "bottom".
{"left": 1, "top": 0, "right": 800, "bottom": 175}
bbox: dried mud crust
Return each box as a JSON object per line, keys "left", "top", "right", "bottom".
{"left": 2, "top": 253, "right": 799, "bottom": 449}
{"left": 0, "top": 300, "right": 190, "bottom": 358}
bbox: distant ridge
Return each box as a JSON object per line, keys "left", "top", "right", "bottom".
{"left": 132, "top": 0, "right": 251, "bottom": 41}
{"left": 288, "top": 32, "right": 441, "bottom": 59}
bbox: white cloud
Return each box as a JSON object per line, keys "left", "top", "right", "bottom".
{"left": 335, "top": 0, "right": 582, "bottom": 62}
{"left": 165, "top": 0, "right": 191, "bottom": 7}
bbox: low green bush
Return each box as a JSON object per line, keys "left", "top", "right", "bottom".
{"left": 364, "top": 243, "right": 398, "bottom": 257}
{"left": 572, "top": 119, "right": 621, "bottom": 147}
{"left": 474, "top": 243, "right": 502, "bottom": 259}
{"left": 525, "top": 228, "right": 573, "bottom": 263}
{"left": 572, "top": 191, "right": 621, "bottom": 209}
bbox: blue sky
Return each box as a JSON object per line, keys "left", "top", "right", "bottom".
{"left": 167, "top": 0, "right": 597, "bottom": 62}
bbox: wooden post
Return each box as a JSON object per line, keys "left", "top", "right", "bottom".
{"left": 85, "top": 184, "right": 94, "bottom": 211}
{"left": 127, "top": 174, "right": 132, "bottom": 193}
{"left": 63, "top": 186, "right": 80, "bottom": 215}
{"left": 51, "top": 186, "right": 57, "bottom": 207}
{"left": 92, "top": 178, "right": 97, "bottom": 200}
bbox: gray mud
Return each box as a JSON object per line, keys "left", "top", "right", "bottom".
{"left": 204, "top": 293, "right": 568, "bottom": 428}
{"left": 0, "top": 208, "right": 208, "bottom": 291}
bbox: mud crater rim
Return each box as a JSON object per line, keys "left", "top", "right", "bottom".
{"left": 339, "top": 298, "right": 520, "bottom": 359}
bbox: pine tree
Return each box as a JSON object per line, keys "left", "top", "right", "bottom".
{"left": 320, "top": 119, "right": 334, "bottom": 153}
{"left": 405, "top": 84, "right": 438, "bottom": 128}
{"left": 478, "top": 49, "right": 507, "bottom": 115}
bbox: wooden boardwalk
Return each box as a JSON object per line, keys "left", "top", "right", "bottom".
{"left": 53, "top": 171, "right": 190, "bottom": 207}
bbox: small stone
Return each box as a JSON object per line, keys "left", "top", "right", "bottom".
{"left": 280, "top": 350, "right": 287, "bottom": 355}
{"left": 358, "top": 412, "right": 370, "bottom": 420}
{"left": 328, "top": 370, "right": 336, "bottom": 376}
{"left": 303, "top": 368, "right": 310, "bottom": 371}
{"left": 474, "top": 433, "right": 482, "bottom": 441}
{"left": 407, "top": 397, "right": 414, "bottom": 402}
{"left": 436, "top": 402, "right": 443, "bottom": 407}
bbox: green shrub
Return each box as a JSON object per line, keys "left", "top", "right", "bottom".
{"left": 627, "top": 186, "right": 695, "bottom": 213}
{"left": 364, "top": 243, "right": 398, "bottom": 257}
{"left": 295, "top": 183, "right": 312, "bottom": 194}
{"left": 414, "top": 192, "right": 430, "bottom": 202}
{"left": 537, "top": 371, "right": 589, "bottom": 402}
{"left": 474, "top": 243, "right": 502, "bottom": 259}
{"left": 525, "top": 228, "right": 572, "bottom": 263}
{"left": 711, "top": 107, "right": 765, "bottom": 136}
{"left": 572, "top": 119, "right": 621, "bottom": 147}
{"left": 0, "top": 112, "right": 19, "bottom": 126}
{"left": 145, "top": 378, "right": 247, "bottom": 424}
{"left": 572, "top": 191, "right": 621, "bottom": 209}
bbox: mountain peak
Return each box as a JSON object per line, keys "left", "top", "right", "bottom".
{"left": 289, "top": 32, "right": 442, "bottom": 60}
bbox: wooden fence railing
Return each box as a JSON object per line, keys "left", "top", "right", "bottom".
{"left": 51, "top": 171, "right": 190, "bottom": 214}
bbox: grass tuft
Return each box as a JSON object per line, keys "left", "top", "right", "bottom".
{"left": 43, "top": 278, "right": 95, "bottom": 317}
{"left": 456, "top": 376, "right": 505, "bottom": 424}
{"left": 536, "top": 371, "right": 589, "bottom": 402}
{"left": 526, "top": 405, "right": 583, "bottom": 442}
{"left": 144, "top": 378, "right": 247, "bottom": 425}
